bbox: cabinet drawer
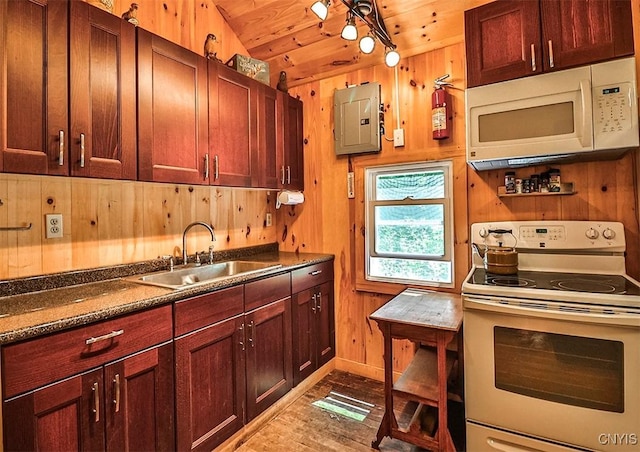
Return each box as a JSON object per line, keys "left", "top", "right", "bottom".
{"left": 2, "top": 305, "right": 172, "bottom": 399}
{"left": 244, "top": 273, "right": 291, "bottom": 311}
{"left": 174, "top": 285, "right": 244, "bottom": 336}
{"left": 291, "top": 261, "right": 333, "bottom": 293}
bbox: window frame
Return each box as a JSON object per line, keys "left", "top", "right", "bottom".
{"left": 364, "top": 160, "right": 455, "bottom": 288}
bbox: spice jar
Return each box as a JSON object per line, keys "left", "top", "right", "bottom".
{"left": 549, "top": 168, "right": 561, "bottom": 192}
{"left": 505, "top": 171, "right": 516, "bottom": 193}
{"left": 530, "top": 174, "right": 540, "bottom": 192}
{"left": 540, "top": 172, "right": 550, "bottom": 193}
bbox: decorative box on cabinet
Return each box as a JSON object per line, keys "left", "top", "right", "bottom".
{"left": 465, "top": 0, "right": 634, "bottom": 88}
{"left": 1, "top": 0, "right": 136, "bottom": 179}
{"left": 2, "top": 305, "right": 174, "bottom": 451}
{"left": 291, "top": 260, "right": 335, "bottom": 386}
{"left": 137, "top": 28, "right": 209, "bottom": 184}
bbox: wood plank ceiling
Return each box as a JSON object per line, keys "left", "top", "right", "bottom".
{"left": 214, "top": 0, "right": 495, "bottom": 88}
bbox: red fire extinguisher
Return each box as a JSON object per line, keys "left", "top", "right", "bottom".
{"left": 432, "top": 74, "right": 453, "bottom": 140}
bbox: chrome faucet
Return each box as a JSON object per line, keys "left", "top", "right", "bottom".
{"left": 182, "top": 221, "right": 215, "bottom": 265}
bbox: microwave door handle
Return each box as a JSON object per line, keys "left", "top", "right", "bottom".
{"left": 579, "top": 78, "right": 593, "bottom": 148}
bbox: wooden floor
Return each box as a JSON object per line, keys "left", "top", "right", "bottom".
{"left": 234, "top": 370, "right": 465, "bottom": 451}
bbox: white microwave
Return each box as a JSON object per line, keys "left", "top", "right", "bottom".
{"left": 466, "top": 57, "right": 639, "bottom": 171}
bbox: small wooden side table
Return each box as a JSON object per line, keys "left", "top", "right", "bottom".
{"left": 370, "top": 289, "right": 463, "bottom": 451}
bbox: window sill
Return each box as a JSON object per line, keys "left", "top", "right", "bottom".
{"left": 355, "top": 277, "right": 457, "bottom": 296}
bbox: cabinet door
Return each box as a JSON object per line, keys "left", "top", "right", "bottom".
{"left": 464, "top": 0, "right": 542, "bottom": 88}
{"left": 3, "top": 368, "right": 105, "bottom": 451}
{"left": 208, "top": 62, "right": 258, "bottom": 187}
{"left": 292, "top": 287, "right": 316, "bottom": 386}
{"left": 245, "top": 297, "right": 293, "bottom": 421}
{"left": 175, "top": 315, "right": 245, "bottom": 452}
{"left": 315, "top": 280, "right": 335, "bottom": 368}
{"left": 259, "top": 85, "right": 282, "bottom": 189}
{"left": 69, "top": 1, "right": 136, "bottom": 180}
{"left": 540, "top": 0, "right": 634, "bottom": 72}
{"left": 282, "top": 95, "right": 304, "bottom": 190}
{"left": 104, "top": 342, "right": 175, "bottom": 452}
{"left": 137, "top": 28, "right": 209, "bottom": 184}
{"left": 0, "top": 0, "right": 69, "bottom": 175}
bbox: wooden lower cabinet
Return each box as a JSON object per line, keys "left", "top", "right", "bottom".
{"left": 175, "top": 315, "right": 246, "bottom": 452}
{"left": 175, "top": 274, "right": 293, "bottom": 451}
{"left": 245, "top": 297, "right": 293, "bottom": 422}
{"left": 291, "top": 260, "right": 335, "bottom": 386}
{"left": 3, "top": 342, "right": 174, "bottom": 452}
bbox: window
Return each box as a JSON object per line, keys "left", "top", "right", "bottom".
{"left": 365, "top": 161, "right": 454, "bottom": 287}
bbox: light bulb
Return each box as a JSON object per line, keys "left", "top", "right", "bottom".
{"left": 310, "top": 0, "right": 329, "bottom": 21}
{"left": 385, "top": 48, "right": 400, "bottom": 67}
{"left": 359, "top": 35, "right": 375, "bottom": 54}
{"left": 341, "top": 15, "right": 358, "bottom": 41}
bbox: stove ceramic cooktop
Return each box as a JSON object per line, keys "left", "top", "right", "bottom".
{"left": 466, "top": 268, "right": 640, "bottom": 297}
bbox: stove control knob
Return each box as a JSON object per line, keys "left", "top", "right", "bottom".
{"left": 585, "top": 228, "right": 599, "bottom": 240}
{"left": 603, "top": 228, "right": 616, "bottom": 240}
{"left": 478, "top": 227, "right": 488, "bottom": 238}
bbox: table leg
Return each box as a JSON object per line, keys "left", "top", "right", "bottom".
{"left": 372, "top": 323, "right": 393, "bottom": 449}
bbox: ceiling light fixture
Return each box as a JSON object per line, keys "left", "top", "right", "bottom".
{"left": 359, "top": 34, "right": 375, "bottom": 54}
{"left": 310, "top": 0, "right": 330, "bottom": 21}
{"left": 341, "top": 13, "right": 358, "bottom": 41}
{"left": 384, "top": 47, "right": 400, "bottom": 67}
{"left": 310, "top": 0, "right": 399, "bottom": 67}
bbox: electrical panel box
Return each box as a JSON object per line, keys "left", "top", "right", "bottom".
{"left": 334, "top": 82, "right": 382, "bottom": 155}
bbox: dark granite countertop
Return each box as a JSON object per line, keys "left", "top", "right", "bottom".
{"left": 0, "top": 244, "right": 333, "bottom": 345}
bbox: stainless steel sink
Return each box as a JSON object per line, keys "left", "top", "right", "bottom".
{"left": 126, "top": 260, "right": 282, "bottom": 290}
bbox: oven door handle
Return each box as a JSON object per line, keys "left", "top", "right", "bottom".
{"left": 464, "top": 296, "right": 640, "bottom": 327}
{"left": 486, "top": 437, "right": 544, "bottom": 452}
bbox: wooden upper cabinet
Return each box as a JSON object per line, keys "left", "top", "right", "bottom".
{"left": 1, "top": 0, "right": 69, "bottom": 176}
{"left": 70, "top": 1, "right": 137, "bottom": 179}
{"left": 137, "top": 28, "right": 209, "bottom": 184}
{"left": 540, "top": 0, "right": 634, "bottom": 72}
{"left": 465, "top": 0, "right": 635, "bottom": 88}
{"left": 282, "top": 94, "right": 304, "bottom": 191}
{"left": 208, "top": 62, "right": 258, "bottom": 187}
{"left": 465, "top": 1, "right": 543, "bottom": 88}
{"left": 259, "top": 84, "right": 282, "bottom": 189}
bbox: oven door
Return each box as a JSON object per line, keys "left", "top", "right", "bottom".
{"left": 464, "top": 295, "right": 640, "bottom": 451}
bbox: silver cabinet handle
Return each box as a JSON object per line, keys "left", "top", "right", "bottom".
{"left": 79, "top": 133, "right": 85, "bottom": 168}
{"left": 280, "top": 166, "right": 285, "bottom": 185}
{"left": 92, "top": 382, "right": 100, "bottom": 423}
{"left": 286, "top": 165, "right": 291, "bottom": 185}
{"left": 248, "top": 320, "right": 255, "bottom": 348}
{"left": 113, "top": 374, "right": 121, "bottom": 413}
{"left": 239, "top": 323, "right": 245, "bottom": 351}
{"left": 316, "top": 291, "right": 322, "bottom": 312}
{"left": 548, "top": 40, "right": 554, "bottom": 68}
{"left": 58, "top": 130, "right": 64, "bottom": 165}
{"left": 310, "top": 270, "right": 323, "bottom": 276}
{"left": 85, "top": 329, "right": 124, "bottom": 345}
{"left": 214, "top": 155, "right": 219, "bottom": 180}
{"left": 204, "top": 154, "right": 209, "bottom": 180}
{"left": 530, "top": 43, "right": 536, "bottom": 72}
{"left": 311, "top": 294, "right": 317, "bottom": 313}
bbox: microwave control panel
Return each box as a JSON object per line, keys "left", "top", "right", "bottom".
{"left": 594, "top": 82, "right": 633, "bottom": 134}
{"left": 592, "top": 56, "right": 639, "bottom": 149}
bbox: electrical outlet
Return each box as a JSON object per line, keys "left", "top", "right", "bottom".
{"left": 266, "top": 213, "right": 273, "bottom": 227}
{"left": 45, "top": 214, "right": 63, "bottom": 239}
{"left": 393, "top": 128, "right": 405, "bottom": 147}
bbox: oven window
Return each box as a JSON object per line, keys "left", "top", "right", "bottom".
{"left": 494, "top": 327, "right": 624, "bottom": 412}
